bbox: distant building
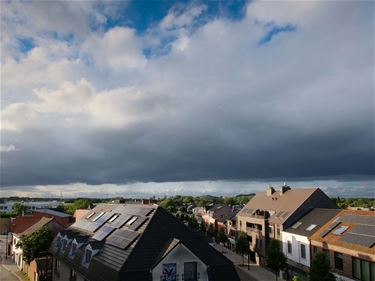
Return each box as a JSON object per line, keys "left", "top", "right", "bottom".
{"left": 11, "top": 209, "right": 73, "bottom": 234}
{"left": 281, "top": 208, "right": 341, "bottom": 280}
{"left": 194, "top": 205, "right": 236, "bottom": 233}
{"left": 310, "top": 209, "right": 375, "bottom": 281}
{"left": 73, "top": 209, "right": 90, "bottom": 221}
{"left": 236, "top": 184, "right": 337, "bottom": 265}
{"left": 50, "top": 203, "right": 240, "bottom": 281}
{"left": 0, "top": 201, "right": 62, "bottom": 213}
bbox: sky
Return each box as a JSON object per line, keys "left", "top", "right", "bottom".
{"left": 1, "top": 0, "right": 374, "bottom": 198}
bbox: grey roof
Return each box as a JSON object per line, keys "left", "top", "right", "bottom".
{"left": 34, "top": 208, "right": 72, "bottom": 218}
{"left": 238, "top": 187, "right": 337, "bottom": 225}
{"left": 50, "top": 203, "right": 239, "bottom": 281}
{"left": 284, "top": 208, "right": 341, "bottom": 237}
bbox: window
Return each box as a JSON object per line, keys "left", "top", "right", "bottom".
{"left": 323, "top": 249, "right": 330, "bottom": 266}
{"left": 313, "top": 246, "right": 317, "bottom": 253}
{"left": 184, "top": 262, "right": 198, "bottom": 281}
{"left": 277, "top": 228, "right": 280, "bottom": 236}
{"left": 126, "top": 216, "right": 138, "bottom": 226}
{"left": 300, "top": 244, "right": 306, "bottom": 259}
{"left": 353, "top": 257, "right": 375, "bottom": 281}
{"left": 70, "top": 243, "right": 77, "bottom": 256}
{"left": 287, "top": 241, "right": 292, "bottom": 254}
{"left": 108, "top": 214, "right": 119, "bottom": 223}
{"left": 306, "top": 224, "right": 317, "bottom": 231}
{"left": 86, "top": 212, "right": 95, "bottom": 219}
{"left": 239, "top": 220, "right": 242, "bottom": 227}
{"left": 54, "top": 258, "right": 60, "bottom": 274}
{"left": 334, "top": 252, "right": 343, "bottom": 270}
{"left": 162, "top": 263, "right": 176, "bottom": 281}
{"left": 332, "top": 226, "right": 348, "bottom": 236}
{"left": 70, "top": 268, "right": 77, "bottom": 281}
{"left": 62, "top": 239, "right": 67, "bottom": 251}
{"left": 92, "top": 212, "right": 105, "bottom": 222}
{"left": 292, "top": 221, "right": 302, "bottom": 229}
{"left": 85, "top": 249, "right": 92, "bottom": 264}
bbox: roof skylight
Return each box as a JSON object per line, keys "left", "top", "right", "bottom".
{"left": 306, "top": 224, "right": 317, "bottom": 231}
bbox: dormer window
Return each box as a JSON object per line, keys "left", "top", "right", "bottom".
{"left": 70, "top": 242, "right": 77, "bottom": 257}
{"left": 92, "top": 212, "right": 105, "bottom": 222}
{"left": 56, "top": 237, "right": 62, "bottom": 249}
{"left": 62, "top": 239, "right": 68, "bottom": 251}
{"left": 85, "top": 249, "right": 92, "bottom": 264}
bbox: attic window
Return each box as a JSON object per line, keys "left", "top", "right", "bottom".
{"left": 86, "top": 213, "right": 95, "bottom": 219}
{"left": 108, "top": 214, "right": 119, "bottom": 223}
{"left": 92, "top": 212, "right": 105, "bottom": 222}
{"left": 70, "top": 242, "right": 77, "bottom": 257}
{"left": 332, "top": 226, "right": 349, "bottom": 236}
{"left": 126, "top": 216, "right": 138, "bottom": 226}
{"left": 85, "top": 249, "right": 92, "bottom": 264}
{"left": 306, "top": 224, "right": 318, "bottom": 231}
{"left": 292, "top": 222, "right": 303, "bottom": 229}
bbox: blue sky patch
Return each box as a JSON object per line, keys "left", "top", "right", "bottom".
{"left": 258, "top": 23, "right": 297, "bottom": 45}
{"left": 17, "top": 37, "right": 35, "bottom": 53}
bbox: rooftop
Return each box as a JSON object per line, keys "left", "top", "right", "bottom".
{"left": 238, "top": 185, "right": 334, "bottom": 225}
{"left": 283, "top": 208, "right": 341, "bottom": 237}
{"left": 310, "top": 209, "right": 375, "bottom": 256}
{"left": 50, "top": 203, "right": 239, "bottom": 281}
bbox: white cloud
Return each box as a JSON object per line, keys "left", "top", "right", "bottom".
{"left": 0, "top": 145, "right": 18, "bottom": 153}
{"left": 0, "top": 1, "right": 373, "bottom": 189}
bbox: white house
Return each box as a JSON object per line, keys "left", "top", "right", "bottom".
{"left": 281, "top": 208, "right": 340, "bottom": 280}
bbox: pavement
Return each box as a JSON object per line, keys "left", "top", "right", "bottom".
{"left": 0, "top": 235, "right": 23, "bottom": 281}
{"left": 214, "top": 244, "right": 283, "bottom": 281}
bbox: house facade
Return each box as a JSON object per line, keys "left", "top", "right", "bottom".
{"left": 50, "top": 203, "right": 240, "bottom": 281}
{"left": 236, "top": 184, "right": 337, "bottom": 265}
{"left": 281, "top": 208, "right": 340, "bottom": 280}
{"left": 310, "top": 209, "right": 375, "bottom": 281}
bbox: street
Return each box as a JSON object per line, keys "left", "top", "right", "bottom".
{"left": 0, "top": 264, "right": 19, "bottom": 281}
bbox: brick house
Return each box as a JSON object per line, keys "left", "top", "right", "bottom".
{"left": 310, "top": 209, "right": 375, "bottom": 281}
{"left": 236, "top": 184, "right": 337, "bottom": 265}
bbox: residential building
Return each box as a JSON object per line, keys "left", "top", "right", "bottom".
{"left": 194, "top": 205, "right": 236, "bottom": 232}
{"left": 281, "top": 208, "right": 341, "bottom": 280}
{"left": 50, "top": 203, "right": 240, "bottom": 281}
{"left": 11, "top": 209, "right": 73, "bottom": 234}
{"left": 12, "top": 216, "right": 66, "bottom": 280}
{"left": 310, "top": 209, "right": 375, "bottom": 281}
{"left": 236, "top": 184, "right": 337, "bottom": 264}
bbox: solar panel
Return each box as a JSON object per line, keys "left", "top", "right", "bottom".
{"left": 111, "top": 214, "right": 132, "bottom": 229}
{"left": 350, "top": 225, "right": 375, "bottom": 236}
{"left": 92, "top": 225, "right": 116, "bottom": 241}
{"left": 128, "top": 217, "right": 148, "bottom": 231}
{"left": 340, "top": 233, "right": 375, "bottom": 248}
{"left": 320, "top": 221, "right": 341, "bottom": 237}
{"left": 340, "top": 215, "right": 375, "bottom": 226}
{"left": 332, "top": 226, "right": 349, "bottom": 235}
{"left": 106, "top": 229, "right": 140, "bottom": 249}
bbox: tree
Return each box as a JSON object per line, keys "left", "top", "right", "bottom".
{"left": 293, "top": 276, "right": 301, "bottom": 281}
{"left": 217, "top": 228, "right": 228, "bottom": 244}
{"left": 266, "top": 240, "right": 287, "bottom": 281}
{"left": 200, "top": 220, "right": 206, "bottom": 233}
{"left": 16, "top": 226, "right": 53, "bottom": 263}
{"left": 235, "top": 231, "right": 249, "bottom": 265}
{"left": 207, "top": 224, "right": 217, "bottom": 238}
{"left": 12, "top": 202, "right": 28, "bottom": 215}
{"left": 310, "top": 252, "right": 336, "bottom": 281}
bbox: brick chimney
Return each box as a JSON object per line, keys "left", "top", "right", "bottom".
{"left": 280, "top": 182, "right": 291, "bottom": 195}
{"left": 266, "top": 185, "right": 275, "bottom": 196}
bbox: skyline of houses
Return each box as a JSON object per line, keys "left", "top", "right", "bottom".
{"left": 3, "top": 185, "right": 374, "bottom": 281}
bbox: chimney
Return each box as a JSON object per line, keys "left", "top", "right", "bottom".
{"left": 266, "top": 185, "right": 275, "bottom": 196}
{"left": 280, "top": 183, "right": 291, "bottom": 195}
